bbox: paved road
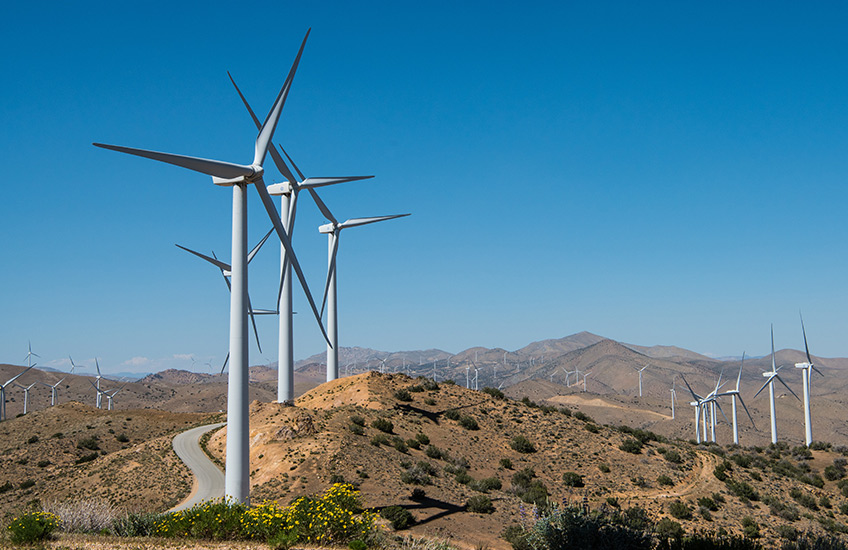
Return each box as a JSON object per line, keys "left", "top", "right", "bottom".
{"left": 169, "top": 422, "right": 226, "bottom": 512}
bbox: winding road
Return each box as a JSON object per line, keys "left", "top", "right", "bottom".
{"left": 169, "top": 422, "right": 226, "bottom": 512}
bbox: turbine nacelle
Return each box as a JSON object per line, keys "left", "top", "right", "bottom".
{"left": 318, "top": 222, "right": 336, "bottom": 234}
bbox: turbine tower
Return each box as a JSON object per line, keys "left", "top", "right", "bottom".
{"left": 14, "top": 382, "right": 37, "bottom": 415}
{"left": 314, "top": 191, "right": 409, "bottom": 382}
{"left": 228, "top": 75, "right": 371, "bottom": 404}
{"left": 754, "top": 325, "right": 800, "bottom": 445}
{"left": 634, "top": 364, "right": 649, "bottom": 397}
{"left": 670, "top": 376, "right": 677, "bottom": 420}
{"left": 795, "top": 314, "right": 823, "bottom": 447}
{"left": 94, "top": 30, "right": 328, "bottom": 504}
{"left": 715, "top": 352, "right": 756, "bottom": 445}
{"left": 1, "top": 347, "right": 37, "bottom": 421}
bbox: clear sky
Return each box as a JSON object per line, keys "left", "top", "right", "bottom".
{"left": 2, "top": 1, "right": 847, "bottom": 374}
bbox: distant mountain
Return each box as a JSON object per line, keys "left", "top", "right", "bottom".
{"left": 515, "top": 331, "right": 606, "bottom": 357}
{"left": 624, "top": 344, "right": 716, "bottom": 362}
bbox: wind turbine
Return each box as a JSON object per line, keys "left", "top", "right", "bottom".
{"left": 634, "top": 364, "right": 649, "bottom": 397}
{"left": 754, "top": 325, "right": 801, "bottom": 445}
{"left": 41, "top": 376, "right": 68, "bottom": 407}
{"left": 313, "top": 190, "right": 410, "bottom": 382}
{"left": 715, "top": 352, "right": 756, "bottom": 445}
{"left": 176, "top": 229, "right": 276, "bottom": 353}
{"left": 92, "top": 358, "right": 106, "bottom": 409}
{"left": 795, "top": 314, "right": 824, "bottom": 446}
{"left": 14, "top": 382, "right": 37, "bottom": 415}
{"left": 581, "top": 371, "right": 592, "bottom": 392}
{"left": 670, "top": 377, "right": 677, "bottom": 420}
{"left": 1, "top": 346, "right": 37, "bottom": 420}
{"left": 228, "top": 75, "right": 371, "bottom": 404}
{"left": 88, "top": 380, "right": 110, "bottom": 411}
{"left": 94, "top": 30, "right": 327, "bottom": 504}
{"left": 105, "top": 384, "right": 128, "bottom": 411}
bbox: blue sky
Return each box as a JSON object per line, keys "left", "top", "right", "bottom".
{"left": 2, "top": 1, "right": 847, "bottom": 374}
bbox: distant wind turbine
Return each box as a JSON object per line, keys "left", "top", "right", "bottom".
{"left": 754, "top": 325, "right": 801, "bottom": 444}
{"left": 715, "top": 352, "right": 756, "bottom": 445}
{"left": 14, "top": 382, "right": 37, "bottom": 415}
{"left": 795, "top": 314, "right": 824, "bottom": 447}
{"left": 634, "top": 364, "right": 649, "bottom": 397}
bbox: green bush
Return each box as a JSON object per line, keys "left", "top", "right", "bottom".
{"left": 584, "top": 423, "right": 600, "bottom": 433}
{"left": 394, "top": 389, "right": 413, "bottom": 402}
{"left": 598, "top": 463, "right": 611, "bottom": 473}
{"left": 664, "top": 449, "right": 683, "bottom": 464}
{"left": 741, "top": 516, "right": 759, "bottom": 539}
{"left": 573, "top": 411, "right": 593, "bottom": 422}
{"left": 483, "top": 387, "right": 504, "bottom": 399}
{"left": 19, "top": 479, "right": 36, "bottom": 490}
{"left": 470, "top": 477, "right": 502, "bottom": 493}
{"left": 523, "top": 505, "right": 652, "bottom": 549}
{"left": 657, "top": 475, "right": 674, "bottom": 487}
{"left": 726, "top": 479, "right": 759, "bottom": 501}
{"left": 116, "top": 433, "right": 130, "bottom": 443}
{"left": 698, "top": 496, "right": 718, "bottom": 511}
{"left": 37, "top": 459, "right": 51, "bottom": 468}
{"left": 619, "top": 438, "right": 643, "bottom": 454}
{"left": 458, "top": 415, "right": 479, "bottom": 430}
{"left": 380, "top": 506, "right": 414, "bottom": 530}
{"left": 510, "top": 435, "right": 536, "bottom": 454}
{"left": 350, "top": 424, "right": 365, "bottom": 436}
{"left": 7, "top": 511, "right": 60, "bottom": 544}
{"left": 443, "top": 409, "right": 460, "bottom": 421}
{"left": 111, "top": 512, "right": 162, "bottom": 537}
{"left": 392, "top": 437, "right": 408, "bottom": 453}
{"left": 790, "top": 487, "right": 819, "bottom": 510}
{"left": 405, "top": 438, "right": 420, "bottom": 450}
{"left": 668, "top": 500, "right": 691, "bottom": 520}
{"left": 77, "top": 436, "right": 100, "bottom": 451}
{"left": 425, "top": 445, "right": 445, "bottom": 459}
{"left": 502, "top": 524, "right": 532, "bottom": 550}
{"left": 655, "top": 517, "right": 684, "bottom": 541}
{"left": 415, "top": 433, "right": 430, "bottom": 445}
{"left": 350, "top": 415, "right": 366, "bottom": 426}
{"left": 500, "top": 458, "right": 513, "bottom": 469}
{"left": 0, "top": 481, "right": 13, "bottom": 493}
{"left": 371, "top": 418, "right": 394, "bottom": 433}
{"left": 27, "top": 435, "right": 39, "bottom": 444}
{"left": 562, "top": 472, "right": 584, "bottom": 487}
{"left": 466, "top": 495, "right": 494, "bottom": 514}
{"left": 370, "top": 434, "right": 390, "bottom": 446}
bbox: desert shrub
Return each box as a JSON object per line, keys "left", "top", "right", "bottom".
{"left": 655, "top": 517, "right": 684, "bottom": 541}
{"left": 768, "top": 498, "right": 801, "bottom": 521}
{"left": 825, "top": 465, "right": 845, "bottom": 481}
{"left": 668, "top": 500, "right": 691, "bottom": 520}
{"left": 370, "top": 434, "right": 390, "bottom": 446}
{"left": 810, "top": 441, "right": 832, "bottom": 451}
{"left": 415, "top": 433, "right": 430, "bottom": 445}
{"left": 699, "top": 506, "right": 713, "bottom": 521}
{"left": 773, "top": 458, "right": 801, "bottom": 478}
{"left": 784, "top": 532, "right": 848, "bottom": 550}
{"left": 523, "top": 505, "right": 652, "bottom": 550}
{"left": 619, "top": 438, "right": 643, "bottom": 454}
{"left": 350, "top": 424, "right": 365, "bottom": 436}
{"left": 521, "top": 396, "right": 538, "bottom": 408}
{"left": 424, "top": 398, "right": 436, "bottom": 405}
{"left": 502, "top": 524, "right": 532, "bottom": 550}
{"left": 776, "top": 524, "right": 798, "bottom": 541}
{"left": 405, "top": 438, "right": 420, "bottom": 450}
{"left": 512, "top": 468, "right": 536, "bottom": 487}
{"left": 510, "top": 435, "right": 536, "bottom": 453}
{"left": 562, "top": 472, "right": 584, "bottom": 487}
{"left": 454, "top": 471, "right": 472, "bottom": 485}
{"left": 730, "top": 453, "right": 752, "bottom": 468}
{"left": 483, "top": 387, "right": 504, "bottom": 399}
{"left": 560, "top": 407, "right": 572, "bottom": 417}
{"left": 821, "top": 495, "right": 833, "bottom": 509}
{"left": 458, "top": 415, "right": 479, "bottom": 430}
{"left": 44, "top": 499, "right": 117, "bottom": 533}
{"left": 750, "top": 471, "right": 762, "bottom": 481}
{"left": 584, "top": 423, "right": 600, "bottom": 434}
{"left": 466, "top": 495, "right": 494, "bottom": 514}
{"left": 27, "top": 435, "right": 39, "bottom": 444}
{"left": 75, "top": 453, "right": 97, "bottom": 464}
{"left": 470, "top": 477, "right": 502, "bottom": 493}
{"left": 37, "top": 459, "right": 51, "bottom": 468}
{"left": 380, "top": 506, "right": 414, "bottom": 530}
{"left": 410, "top": 488, "right": 426, "bottom": 501}
{"left": 0, "top": 481, "right": 13, "bottom": 493}
{"left": 511, "top": 468, "right": 548, "bottom": 507}
{"left": 713, "top": 461, "right": 731, "bottom": 481}
{"left": 726, "top": 479, "right": 759, "bottom": 501}
{"left": 7, "top": 511, "right": 60, "bottom": 544}
{"left": 573, "top": 411, "right": 593, "bottom": 422}
{"left": 371, "top": 418, "right": 394, "bottom": 433}
{"left": 394, "top": 389, "right": 413, "bottom": 402}
{"left": 799, "top": 473, "right": 825, "bottom": 488}
{"left": 443, "top": 409, "right": 460, "bottom": 421}
{"left": 606, "top": 497, "right": 620, "bottom": 507}
{"left": 631, "top": 476, "right": 649, "bottom": 488}
{"left": 111, "top": 511, "right": 162, "bottom": 537}
{"left": 401, "top": 462, "right": 435, "bottom": 485}
{"left": 330, "top": 474, "right": 346, "bottom": 484}
{"left": 790, "top": 488, "right": 819, "bottom": 510}
{"left": 793, "top": 446, "right": 813, "bottom": 460}
{"left": 741, "top": 516, "right": 760, "bottom": 539}
{"left": 350, "top": 415, "right": 366, "bottom": 426}
{"left": 657, "top": 475, "right": 674, "bottom": 487}
{"left": 425, "top": 445, "right": 445, "bottom": 460}
{"left": 115, "top": 433, "right": 130, "bottom": 443}
{"left": 393, "top": 437, "right": 409, "bottom": 454}
{"left": 77, "top": 436, "right": 100, "bottom": 451}
{"left": 20, "top": 479, "right": 36, "bottom": 490}
{"left": 698, "top": 496, "right": 718, "bottom": 511}
{"left": 598, "top": 463, "right": 611, "bottom": 473}
{"left": 664, "top": 449, "right": 683, "bottom": 464}
{"left": 500, "top": 458, "right": 513, "bottom": 469}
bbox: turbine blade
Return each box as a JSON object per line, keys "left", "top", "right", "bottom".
{"left": 320, "top": 232, "right": 340, "bottom": 319}
{"left": 771, "top": 324, "right": 776, "bottom": 371}
{"left": 680, "top": 375, "right": 702, "bottom": 401}
{"left": 753, "top": 377, "right": 773, "bottom": 399}
{"left": 247, "top": 295, "right": 262, "bottom": 354}
{"left": 253, "top": 29, "right": 310, "bottom": 167}
{"left": 309, "top": 188, "right": 337, "bottom": 225}
{"left": 280, "top": 144, "right": 306, "bottom": 181}
{"left": 4, "top": 366, "right": 34, "bottom": 386}
{"left": 813, "top": 364, "right": 825, "bottom": 377}
{"left": 775, "top": 374, "right": 801, "bottom": 401}
{"left": 736, "top": 352, "right": 745, "bottom": 390}
{"left": 252, "top": 176, "right": 331, "bottom": 346}
{"left": 95, "top": 358, "right": 102, "bottom": 377}
{"left": 737, "top": 395, "right": 757, "bottom": 429}
{"left": 220, "top": 353, "right": 230, "bottom": 374}
{"left": 93, "top": 143, "right": 253, "bottom": 180}
{"left": 339, "top": 213, "right": 411, "bottom": 229}
{"left": 298, "top": 176, "right": 374, "bottom": 189}
{"left": 227, "top": 72, "right": 300, "bottom": 187}
{"left": 211, "top": 251, "right": 233, "bottom": 292}
{"left": 247, "top": 228, "right": 274, "bottom": 264}
{"left": 800, "top": 312, "right": 812, "bottom": 365}
{"left": 176, "top": 244, "right": 232, "bottom": 271}
{"left": 715, "top": 401, "right": 730, "bottom": 424}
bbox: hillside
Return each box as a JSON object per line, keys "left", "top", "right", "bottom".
{"left": 199, "top": 372, "right": 848, "bottom": 548}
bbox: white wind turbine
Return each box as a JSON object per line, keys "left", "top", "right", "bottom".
{"left": 228, "top": 75, "right": 371, "bottom": 404}
{"left": 42, "top": 356, "right": 78, "bottom": 406}
{"left": 88, "top": 380, "right": 109, "bottom": 411}
{"left": 753, "top": 325, "right": 800, "bottom": 445}
{"left": 1, "top": 346, "right": 37, "bottom": 420}
{"left": 105, "top": 383, "right": 128, "bottom": 411}
{"left": 681, "top": 374, "right": 727, "bottom": 443}
{"left": 715, "top": 353, "right": 756, "bottom": 445}
{"left": 14, "top": 382, "right": 38, "bottom": 415}
{"left": 176, "top": 229, "right": 276, "bottom": 353}
{"left": 634, "top": 364, "right": 649, "bottom": 397}
{"left": 94, "top": 30, "right": 329, "bottom": 504}
{"left": 670, "top": 376, "right": 677, "bottom": 420}
{"left": 313, "top": 190, "right": 410, "bottom": 382}
{"left": 92, "top": 358, "right": 106, "bottom": 409}
{"left": 581, "top": 371, "right": 592, "bottom": 392}
{"left": 795, "top": 314, "right": 823, "bottom": 447}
